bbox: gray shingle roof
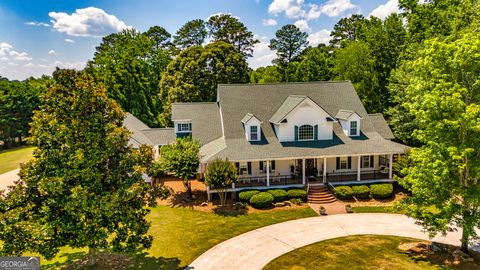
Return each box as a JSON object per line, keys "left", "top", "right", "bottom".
{"left": 241, "top": 113, "right": 262, "bottom": 124}
{"left": 269, "top": 95, "right": 307, "bottom": 124}
{"left": 141, "top": 128, "right": 176, "bottom": 145}
{"left": 335, "top": 109, "right": 359, "bottom": 120}
{"left": 368, "top": 113, "right": 395, "bottom": 140}
{"left": 123, "top": 113, "right": 153, "bottom": 147}
{"left": 172, "top": 102, "right": 223, "bottom": 145}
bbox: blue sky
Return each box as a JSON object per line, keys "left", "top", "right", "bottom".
{"left": 0, "top": 0, "right": 400, "bottom": 80}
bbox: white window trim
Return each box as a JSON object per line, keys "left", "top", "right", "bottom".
{"left": 350, "top": 121, "right": 358, "bottom": 136}
{"left": 362, "top": 156, "right": 372, "bottom": 168}
{"left": 298, "top": 125, "right": 314, "bottom": 141}
{"left": 249, "top": 125, "right": 259, "bottom": 141}
{"left": 177, "top": 122, "right": 192, "bottom": 133}
{"left": 339, "top": 157, "right": 348, "bottom": 170}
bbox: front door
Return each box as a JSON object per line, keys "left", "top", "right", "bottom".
{"left": 297, "top": 159, "right": 317, "bottom": 178}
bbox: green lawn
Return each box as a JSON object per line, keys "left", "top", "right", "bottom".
{"left": 264, "top": 235, "right": 477, "bottom": 270}
{"left": 0, "top": 146, "right": 35, "bottom": 174}
{"left": 41, "top": 205, "right": 317, "bottom": 269}
{"left": 352, "top": 206, "right": 403, "bottom": 214}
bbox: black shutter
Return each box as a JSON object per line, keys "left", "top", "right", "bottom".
{"left": 259, "top": 161, "right": 263, "bottom": 171}
{"left": 294, "top": 126, "right": 299, "bottom": 141}
{"left": 347, "top": 156, "right": 352, "bottom": 169}
{"left": 370, "top": 156, "right": 374, "bottom": 168}
{"left": 247, "top": 162, "right": 252, "bottom": 175}
{"left": 336, "top": 157, "right": 340, "bottom": 170}
{"left": 235, "top": 162, "right": 240, "bottom": 173}
{"left": 360, "top": 156, "right": 363, "bottom": 168}
{"left": 314, "top": 125, "right": 318, "bottom": 140}
{"left": 271, "top": 160, "right": 276, "bottom": 170}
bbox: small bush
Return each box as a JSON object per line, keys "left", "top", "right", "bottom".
{"left": 249, "top": 192, "right": 274, "bottom": 209}
{"left": 370, "top": 183, "right": 393, "bottom": 199}
{"left": 267, "top": 189, "right": 288, "bottom": 202}
{"left": 238, "top": 190, "right": 260, "bottom": 202}
{"left": 334, "top": 186, "right": 354, "bottom": 200}
{"left": 352, "top": 185, "right": 370, "bottom": 199}
{"left": 287, "top": 189, "right": 307, "bottom": 200}
{"left": 289, "top": 198, "right": 303, "bottom": 205}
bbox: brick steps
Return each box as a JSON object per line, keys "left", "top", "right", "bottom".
{"left": 308, "top": 185, "right": 337, "bottom": 204}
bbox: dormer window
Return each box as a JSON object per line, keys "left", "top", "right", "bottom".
{"left": 250, "top": 126, "right": 259, "bottom": 141}
{"left": 350, "top": 121, "right": 358, "bottom": 136}
{"left": 299, "top": 125, "right": 314, "bottom": 141}
{"left": 177, "top": 123, "right": 192, "bottom": 133}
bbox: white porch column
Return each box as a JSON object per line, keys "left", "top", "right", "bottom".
{"left": 357, "top": 155, "right": 361, "bottom": 181}
{"left": 323, "top": 157, "right": 327, "bottom": 183}
{"left": 388, "top": 154, "right": 393, "bottom": 179}
{"left": 266, "top": 160, "right": 270, "bottom": 187}
{"left": 153, "top": 145, "right": 160, "bottom": 160}
{"left": 302, "top": 158, "right": 306, "bottom": 185}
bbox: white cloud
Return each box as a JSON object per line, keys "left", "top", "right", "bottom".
{"left": 268, "top": 0, "right": 356, "bottom": 21}
{"left": 248, "top": 36, "right": 276, "bottom": 69}
{"left": 320, "top": 0, "right": 356, "bottom": 17}
{"left": 294, "top": 19, "right": 310, "bottom": 32}
{"left": 25, "top": 21, "right": 50, "bottom": 27}
{"left": 0, "top": 42, "right": 32, "bottom": 61}
{"left": 0, "top": 60, "right": 85, "bottom": 80}
{"left": 48, "top": 49, "right": 57, "bottom": 55}
{"left": 263, "top": 18, "right": 278, "bottom": 26}
{"left": 0, "top": 57, "right": 8, "bottom": 61}
{"left": 369, "top": 0, "right": 400, "bottom": 20}
{"left": 307, "top": 29, "right": 332, "bottom": 46}
{"left": 64, "top": 38, "right": 75, "bottom": 43}
{"left": 48, "top": 7, "right": 129, "bottom": 37}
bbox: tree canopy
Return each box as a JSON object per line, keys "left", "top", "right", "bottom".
{"left": 269, "top": 24, "right": 309, "bottom": 66}
{"left": 204, "top": 158, "right": 238, "bottom": 205}
{"left": 173, "top": 19, "right": 207, "bottom": 49}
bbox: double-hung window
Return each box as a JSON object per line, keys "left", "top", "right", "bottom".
{"left": 250, "top": 125, "right": 258, "bottom": 141}
{"left": 350, "top": 121, "right": 358, "bottom": 136}
{"left": 362, "top": 156, "right": 371, "bottom": 168}
{"left": 178, "top": 123, "right": 192, "bottom": 132}
{"left": 339, "top": 157, "right": 348, "bottom": 170}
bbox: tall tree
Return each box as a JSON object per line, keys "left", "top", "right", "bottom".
{"left": 397, "top": 33, "right": 480, "bottom": 252}
{"left": 0, "top": 69, "right": 168, "bottom": 265}
{"left": 294, "top": 46, "right": 333, "bottom": 82}
{"left": 159, "top": 41, "right": 249, "bottom": 125}
{"left": 204, "top": 158, "right": 238, "bottom": 206}
{"left": 330, "top": 14, "right": 365, "bottom": 47}
{"left": 87, "top": 28, "right": 170, "bottom": 127}
{"left": 250, "top": 66, "right": 283, "bottom": 83}
{"left": 206, "top": 14, "right": 259, "bottom": 57}
{"left": 145, "top": 25, "right": 172, "bottom": 50}
{"left": 173, "top": 19, "right": 207, "bottom": 49}
{"left": 269, "top": 24, "right": 309, "bottom": 66}
{"left": 160, "top": 137, "right": 200, "bottom": 198}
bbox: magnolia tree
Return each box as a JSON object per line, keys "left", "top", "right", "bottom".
{"left": 397, "top": 33, "right": 480, "bottom": 252}
{"left": 0, "top": 69, "right": 169, "bottom": 266}
{"left": 204, "top": 158, "right": 238, "bottom": 205}
{"left": 160, "top": 137, "right": 200, "bottom": 198}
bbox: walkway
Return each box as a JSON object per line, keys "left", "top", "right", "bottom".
{"left": 188, "top": 213, "right": 465, "bottom": 270}
{"left": 0, "top": 169, "right": 20, "bottom": 192}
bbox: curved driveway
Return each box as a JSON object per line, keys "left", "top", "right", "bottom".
{"left": 188, "top": 213, "right": 463, "bottom": 270}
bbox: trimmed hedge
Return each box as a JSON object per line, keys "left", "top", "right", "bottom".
{"left": 370, "top": 183, "right": 393, "bottom": 199}
{"left": 238, "top": 190, "right": 260, "bottom": 202}
{"left": 249, "top": 192, "right": 274, "bottom": 209}
{"left": 352, "top": 185, "right": 370, "bottom": 199}
{"left": 334, "top": 186, "right": 354, "bottom": 200}
{"left": 267, "top": 189, "right": 288, "bottom": 202}
{"left": 287, "top": 189, "right": 307, "bottom": 200}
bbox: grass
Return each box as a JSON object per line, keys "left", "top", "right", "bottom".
{"left": 263, "top": 235, "right": 478, "bottom": 270}
{"left": 352, "top": 206, "right": 404, "bottom": 214}
{"left": 41, "top": 205, "right": 317, "bottom": 269}
{"left": 0, "top": 145, "right": 35, "bottom": 174}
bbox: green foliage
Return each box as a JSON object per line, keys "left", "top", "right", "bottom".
{"left": 267, "top": 189, "right": 288, "bottom": 202}
{"left": 159, "top": 41, "right": 249, "bottom": 125}
{"left": 0, "top": 69, "right": 168, "bottom": 262}
{"left": 352, "top": 185, "right": 370, "bottom": 199}
{"left": 250, "top": 66, "right": 283, "bottom": 83}
{"left": 395, "top": 33, "right": 480, "bottom": 251}
{"left": 334, "top": 186, "right": 354, "bottom": 200}
{"left": 269, "top": 24, "right": 309, "bottom": 65}
{"left": 238, "top": 190, "right": 260, "bottom": 202}
{"left": 204, "top": 158, "right": 238, "bottom": 205}
{"left": 289, "top": 198, "right": 303, "bottom": 205}
{"left": 206, "top": 14, "right": 259, "bottom": 57}
{"left": 287, "top": 189, "right": 307, "bottom": 200}
{"left": 173, "top": 19, "right": 207, "bottom": 49}
{"left": 294, "top": 46, "right": 332, "bottom": 82}
{"left": 249, "top": 192, "right": 274, "bottom": 209}
{"left": 370, "top": 184, "right": 393, "bottom": 199}
{"left": 87, "top": 28, "right": 171, "bottom": 127}
{"left": 330, "top": 14, "right": 365, "bottom": 47}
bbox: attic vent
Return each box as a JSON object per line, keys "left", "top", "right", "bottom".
{"left": 281, "top": 119, "right": 288, "bottom": 123}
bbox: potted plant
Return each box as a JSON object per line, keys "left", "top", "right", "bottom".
{"left": 345, "top": 204, "right": 353, "bottom": 213}
{"left": 319, "top": 206, "right": 327, "bottom": 215}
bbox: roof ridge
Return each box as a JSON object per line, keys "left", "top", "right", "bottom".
{"left": 217, "top": 80, "right": 352, "bottom": 86}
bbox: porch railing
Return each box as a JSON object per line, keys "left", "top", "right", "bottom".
{"left": 326, "top": 170, "right": 390, "bottom": 183}
{"left": 235, "top": 174, "right": 302, "bottom": 188}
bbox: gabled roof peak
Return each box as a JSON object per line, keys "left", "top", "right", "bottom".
{"left": 241, "top": 113, "right": 262, "bottom": 124}
{"left": 335, "top": 110, "right": 363, "bottom": 121}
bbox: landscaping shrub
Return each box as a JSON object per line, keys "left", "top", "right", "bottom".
{"left": 287, "top": 189, "right": 307, "bottom": 200}
{"left": 289, "top": 198, "right": 303, "bottom": 205}
{"left": 370, "top": 183, "right": 393, "bottom": 199}
{"left": 334, "top": 186, "right": 354, "bottom": 200}
{"left": 352, "top": 185, "right": 370, "bottom": 199}
{"left": 249, "top": 192, "right": 274, "bottom": 209}
{"left": 267, "top": 189, "right": 288, "bottom": 202}
{"left": 238, "top": 190, "right": 260, "bottom": 202}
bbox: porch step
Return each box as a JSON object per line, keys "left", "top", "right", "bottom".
{"left": 308, "top": 185, "right": 337, "bottom": 204}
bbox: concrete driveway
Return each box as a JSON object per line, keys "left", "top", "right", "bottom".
{"left": 188, "top": 213, "right": 465, "bottom": 270}
{"left": 0, "top": 169, "right": 20, "bottom": 192}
